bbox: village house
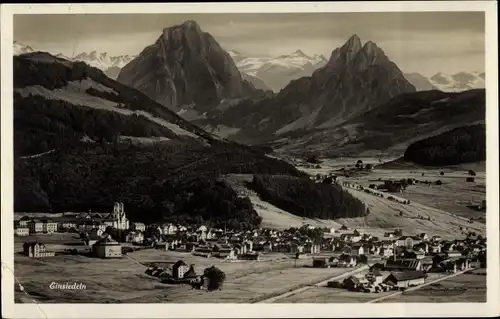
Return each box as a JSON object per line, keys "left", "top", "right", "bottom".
{"left": 383, "top": 271, "right": 427, "bottom": 288}
{"left": 338, "top": 254, "right": 358, "bottom": 267}
{"left": 440, "top": 257, "right": 471, "bottom": 273}
{"left": 244, "top": 240, "right": 253, "bottom": 252}
{"left": 340, "top": 233, "right": 362, "bottom": 243}
{"left": 413, "top": 242, "right": 429, "bottom": 254}
{"left": 92, "top": 235, "right": 122, "bottom": 258}
{"left": 395, "top": 236, "right": 422, "bottom": 248}
{"left": 431, "top": 235, "right": 442, "bottom": 242}
{"left": 193, "top": 246, "right": 212, "bottom": 258}
{"left": 27, "top": 219, "right": 44, "bottom": 234}
{"left": 131, "top": 222, "right": 146, "bottom": 232}
{"left": 303, "top": 243, "right": 321, "bottom": 254}
{"left": 15, "top": 227, "right": 29, "bottom": 236}
{"left": 343, "top": 275, "right": 368, "bottom": 291}
{"left": 216, "top": 245, "right": 236, "bottom": 260}
{"left": 418, "top": 233, "right": 429, "bottom": 241}
{"left": 351, "top": 244, "right": 365, "bottom": 256}
{"left": 365, "top": 270, "right": 385, "bottom": 285}
{"left": 90, "top": 228, "right": 104, "bottom": 238}
{"left": 429, "top": 244, "right": 442, "bottom": 254}
{"left": 384, "top": 258, "right": 422, "bottom": 271}
{"left": 23, "top": 242, "right": 55, "bottom": 258}
{"left": 172, "top": 260, "right": 190, "bottom": 279}
{"left": 126, "top": 231, "right": 144, "bottom": 244}
{"left": 162, "top": 223, "right": 178, "bottom": 235}
{"left": 18, "top": 216, "right": 30, "bottom": 227}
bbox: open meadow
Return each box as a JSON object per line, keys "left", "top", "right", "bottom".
{"left": 14, "top": 235, "right": 354, "bottom": 303}
{"left": 378, "top": 269, "right": 487, "bottom": 303}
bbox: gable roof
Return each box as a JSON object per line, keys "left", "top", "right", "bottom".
{"left": 386, "top": 271, "right": 426, "bottom": 282}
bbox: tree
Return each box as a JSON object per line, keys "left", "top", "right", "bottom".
{"left": 435, "top": 180, "right": 442, "bottom": 185}
{"left": 203, "top": 266, "right": 226, "bottom": 291}
{"left": 365, "top": 164, "right": 373, "bottom": 170}
{"left": 358, "top": 255, "right": 368, "bottom": 264}
{"left": 468, "top": 170, "right": 476, "bottom": 176}
{"left": 394, "top": 229, "right": 403, "bottom": 236}
{"left": 440, "top": 171, "right": 444, "bottom": 176}
{"left": 399, "top": 211, "right": 403, "bottom": 217}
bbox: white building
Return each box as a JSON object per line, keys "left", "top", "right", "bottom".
{"left": 105, "top": 202, "right": 129, "bottom": 230}
{"left": 15, "top": 227, "right": 29, "bottom": 236}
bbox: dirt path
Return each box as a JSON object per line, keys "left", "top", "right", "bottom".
{"left": 366, "top": 268, "right": 476, "bottom": 303}
{"left": 254, "top": 265, "right": 369, "bottom": 303}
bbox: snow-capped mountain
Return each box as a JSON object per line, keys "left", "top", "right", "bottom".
{"left": 13, "top": 41, "right": 136, "bottom": 79}
{"left": 14, "top": 41, "right": 34, "bottom": 55}
{"left": 228, "top": 49, "right": 327, "bottom": 92}
{"left": 404, "top": 73, "right": 438, "bottom": 91}
{"left": 429, "top": 72, "right": 485, "bottom": 92}
{"left": 71, "top": 51, "right": 136, "bottom": 71}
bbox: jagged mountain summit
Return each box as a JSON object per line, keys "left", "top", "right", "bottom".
{"left": 229, "top": 49, "right": 327, "bottom": 92}
{"left": 117, "top": 20, "right": 266, "bottom": 114}
{"left": 195, "top": 34, "right": 416, "bottom": 144}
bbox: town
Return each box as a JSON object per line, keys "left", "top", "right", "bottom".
{"left": 14, "top": 195, "right": 487, "bottom": 303}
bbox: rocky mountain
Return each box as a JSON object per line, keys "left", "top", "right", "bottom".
{"left": 273, "top": 89, "right": 486, "bottom": 157}
{"left": 229, "top": 49, "right": 327, "bottom": 92}
{"left": 404, "top": 72, "right": 438, "bottom": 91}
{"left": 13, "top": 51, "right": 304, "bottom": 227}
{"left": 196, "top": 35, "right": 417, "bottom": 145}
{"left": 116, "top": 20, "right": 266, "bottom": 114}
{"left": 429, "top": 72, "right": 485, "bottom": 92}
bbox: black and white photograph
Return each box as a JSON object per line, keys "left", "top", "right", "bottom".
{"left": 1, "top": 2, "right": 498, "bottom": 318}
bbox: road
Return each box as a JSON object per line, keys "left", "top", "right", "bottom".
{"left": 366, "top": 268, "right": 476, "bottom": 303}
{"left": 254, "top": 264, "right": 369, "bottom": 303}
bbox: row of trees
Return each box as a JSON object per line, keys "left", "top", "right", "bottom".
{"left": 250, "top": 174, "right": 369, "bottom": 220}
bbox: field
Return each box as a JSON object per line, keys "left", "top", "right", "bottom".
{"left": 378, "top": 269, "right": 487, "bottom": 303}
{"left": 293, "top": 157, "right": 486, "bottom": 239}
{"left": 14, "top": 235, "right": 354, "bottom": 303}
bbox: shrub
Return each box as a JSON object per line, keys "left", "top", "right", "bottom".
{"left": 466, "top": 177, "right": 475, "bottom": 183}
{"left": 440, "top": 171, "right": 444, "bottom": 176}
{"left": 203, "top": 266, "right": 226, "bottom": 291}
{"left": 435, "top": 180, "right": 442, "bottom": 185}
{"left": 468, "top": 170, "right": 476, "bottom": 176}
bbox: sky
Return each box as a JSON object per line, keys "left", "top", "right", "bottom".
{"left": 14, "top": 12, "right": 485, "bottom": 76}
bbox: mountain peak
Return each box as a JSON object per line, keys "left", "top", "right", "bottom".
{"left": 362, "top": 40, "right": 384, "bottom": 56}
{"left": 339, "top": 34, "right": 362, "bottom": 60}
{"left": 291, "top": 49, "right": 309, "bottom": 57}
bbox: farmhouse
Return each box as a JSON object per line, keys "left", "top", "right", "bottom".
{"left": 351, "top": 244, "right": 365, "bottom": 256}
{"left": 126, "top": 231, "right": 144, "bottom": 244}
{"left": 383, "top": 271, "right": 426, "bottom": 288}
{"left": 15, "top": 227, "right": 29, "bottom": 236}
{"left": 172, "top": 260, "right": 190, "bottom": 279}
{"left": 131, "top": 222, "right": 146, "bottom": 232}
{"left": 41, "top": 219, "right": 58, "bottom": 234}
{"left": 23, "top": 242, "right": 55, "bottom": 258}
{"left": 384, "top": 258, "right": 422, "bottom": 271}
{"left": 92, "top": 235, "right": 122, "bottom": 258}
{"left": 365, "top": 270, "right": 385, "bottom": 284}
{"left": 27, "top": 219, "right": 44, "bottom": 234}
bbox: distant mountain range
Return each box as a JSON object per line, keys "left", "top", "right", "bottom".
{"left": 227, "top": 49, "right": 327, "bottom": 92}
{"left": 12, "top": 24, "right": 486, "bottom": 156}
{"left": 13, "top": 41, "right": 136, "bottom": 80}
{"left": 404, "top": 71, "right": 485, "bottom": 92}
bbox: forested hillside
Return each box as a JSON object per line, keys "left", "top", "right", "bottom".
{"left": 250, "top": 175, "right": 369, "bottom": 219}
{"left": 403, "top": 124, "right": 486, "bottom": 166}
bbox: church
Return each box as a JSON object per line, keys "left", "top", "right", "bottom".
{"left": 104, "top": 202, "right": 130, "bottom": 230}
